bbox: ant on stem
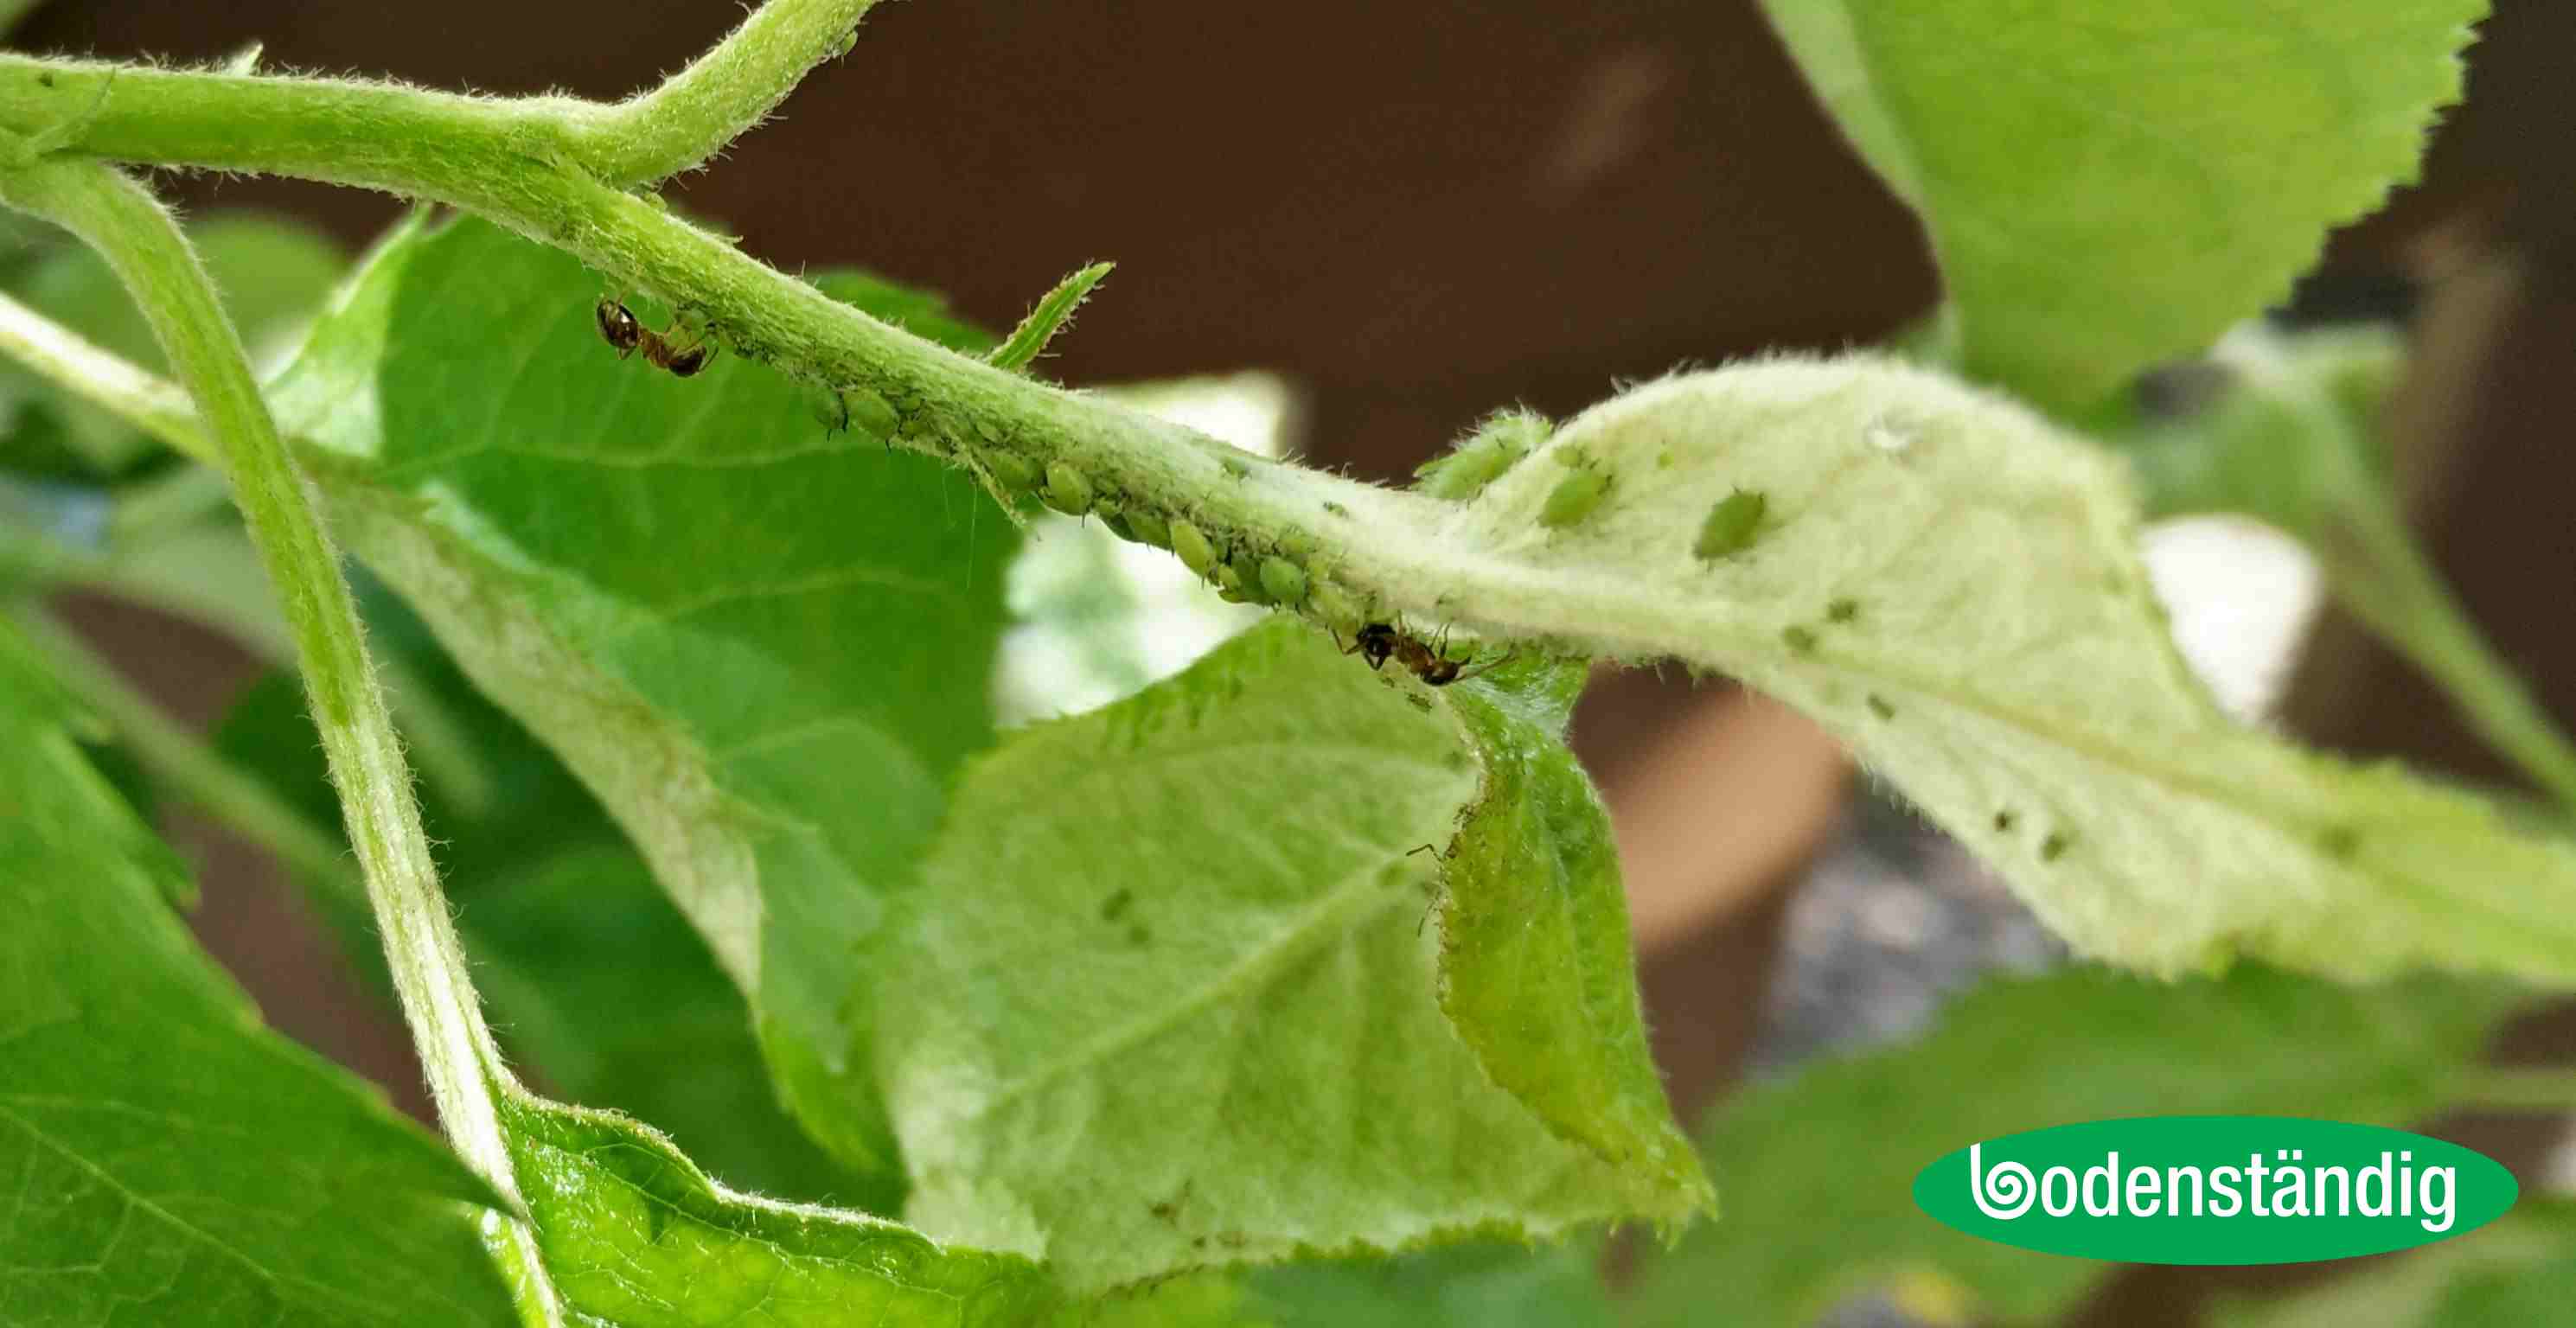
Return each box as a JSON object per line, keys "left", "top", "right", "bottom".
{"left": 594, "top": 297, "right": 714, "bottom": 378}
{"left": 1337, "top": 622, "right": 1511, "bottom": 686}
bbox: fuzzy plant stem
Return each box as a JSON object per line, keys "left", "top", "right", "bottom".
{"left": 0, "top": 155, "right": 563, "bottom": 1325}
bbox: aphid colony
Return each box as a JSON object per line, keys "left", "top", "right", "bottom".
{"left": 595, "top": 297, "right": 714, "bottom": 378}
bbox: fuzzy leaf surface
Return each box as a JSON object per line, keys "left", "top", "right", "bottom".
{"left": 0, "top": 622, "right": 516, "bottom": 1328}
{"left": 882, "top": 622, "right": 1689, "bottom": 1292}
{"left": 1397, "top": 361, "right": 2576, "bottom": 980}
{"left": 1758, "top": 0, "right": 2483, "bottom": 410}
{"left": 1435, "top": 659, "right": 1703, "bottom": 1211}
{"left": 1627, "top": 966, "right": 2521, "bottom": 1326}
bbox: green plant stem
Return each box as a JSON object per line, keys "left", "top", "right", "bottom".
{"left": 2452, "top": 1065, "right": 2576, "bottom": 1115}
{"left": 0, "top": 32, "right": 1482, "bottom": 647}
{"left": 2221, "top": 331, "right": 2576, "bottom": 815}
{"left": 0, "top": 156, "right": 560, "bottom": 1326}
{"left": 2330, "top": 495, "right": 2576, "bottom": 813}
{"left": 9, "top": 602, "right": 354, "bottom": 891}
{"left": 568, "top": 0, "right": 885, "bottom": 182}
{"left": 0, "top": 284, "right": 209, "bottom": 463}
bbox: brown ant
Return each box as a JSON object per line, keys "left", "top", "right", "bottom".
{"left": 594, "top": 297, "right": 714, "bottom": 378}
{"left": 1338, "top": 621, "right": 1510, "bottom": 686}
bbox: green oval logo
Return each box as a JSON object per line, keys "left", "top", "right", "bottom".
{"left": 1913, "top": 1116, "right": 2515, "bottom": 1264}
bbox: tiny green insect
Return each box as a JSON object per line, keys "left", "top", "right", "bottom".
{"left": 1169, "top": 520, "right": 1218, "bottom": 577}
{"left": 1781, "top": 625, "right": 1819, "bottom": 655}
{"left": 1538, "top": 468, "right": 1611, "bottom": 529}
{"left": 1042, "top": 461, "right": 1095, "bottom": 516}
{"left": 1126, "top": 509, "right": 1171, "bottom": 549}
{"left": 984, "top": 450, "right": 1040, "bottom": 493}
{"left": 1693, "top": 488, "right": 1767, "bottom": 560}
{"left": 1258, "top": 556, "right": 1309, "bottom": 606}
{"left": 1229, "top": 550, "right": 1273, "bottom": 603}
{"left": 1413, "top": 407, "right": 1550, "bottom": 501}
{"left": 834, "top": 386, "right": 900, "bottom": 442}
{"left": 1308, "top": 578, "right": 1362, "bottom": 631}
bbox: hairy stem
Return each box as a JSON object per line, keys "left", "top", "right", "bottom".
{"left": 570, "top": 0, "right": 885, "bottom": 182}
{"left": 2332, "top": 495, "right": 2576, "bottom": 814}
{"left": 0, "top": 284, "right": 209, "bottom": 463}
{"left": 0, "top": 39, "right": 1497, "bottom": 653}
{"left": 0, "top": 156, "right": 560, "bottom": 1325}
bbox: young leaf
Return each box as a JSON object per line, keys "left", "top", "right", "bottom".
{"left": 881, "top": 622, "right": 1689, "bottom": 1293}
{"left": 265, "top": 216, "right": 1016, "bottom": 1195}
{"left": 0, "top": 621, "right": 517, "bottom": 1327}
{"left": 1758, "top": 0, "right": 2485, "bottom": 411}
{"left": 1627, "top": 966, "right": 2523, "bottom": 1327}
{"left": 1413, "top": 361, "right": 2576, "bottom": 983}
{"left": 1438, "top": 658, "right": 1706, "bottom": 1212}
{"left": 987, "top": 262, "right": 1112, "bottom": 374}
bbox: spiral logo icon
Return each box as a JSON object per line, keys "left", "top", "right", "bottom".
{"left": 1969, "top": 1143, "right": 2037, "bottom": 1220}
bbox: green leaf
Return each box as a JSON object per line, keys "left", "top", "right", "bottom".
{"left": 1246, "top": 1242, "right": 1615, "bottom": 1328}
{"left": 0, "top": 620, "right": 517, "bottom": 1328}
{"left": 1437, "top": 659, "right": 1706, "bottom": 1213}
{"left": 882, "top": 622, "right": 1686, "bottom": 1293}
{"left": 1, "top": 212, "right": 342, "bottom": 475}
{"left": 1758, "top": 0, "right": 2484, "bottom": 410}
{"left": 265, "top": 215, "right": 1018, "bottom": 1197}
{"left": 213, "top": 588, "right": 883, "bottom": 1209}
{"left": 1419, "top": 360, "right": 2576, "bottom": 981}
{"left": 2211, "top": 1201, "right": 2576, "bottom": 1328}
{"left": 496, "top": 1095, "right": 1066, "bottom": 1328}
{"left": 1627, "top": 966, "right": 2522, "bottom": 1326}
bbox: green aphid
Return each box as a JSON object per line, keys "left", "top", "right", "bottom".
{"left": 1308, "top": 579, "right": 1362, "bottom": 632}
{"left": 1042, "top": 461, "right": 1095, "bottom": 516}
{"left": 1127, "top": 509, "right": 1171, "bottom": 549}
{"left": 1413, "top": 407, "right": 1550, "bottom": 501}
{"left": 1694, "top": 488, "right": 1767, "bottom": 561}
{"left": 1170, "top": 520, "right": 1218, "bottom": 577}
{"left": 985, "top": 450, "right": 1041, "bottom": 493}
{"left": 1097, "top": 505, "right": 1136, "bottom": 542}
{"left": 1538, "top": 467, "right": 1611, "bottom": 529}
{"left": 1825, "top": 597, "right": 1859, "bottom": 623}
{"left": 1865, "top": 693, "right": 1895, "bottom": 720}
{"left": 1258, "top": 556, "right": 1309, "bottom": 606}
{"left": 1221, "top": 454, "right": 1254, "bottom": 480}
{"left": 1781, "top": 625, "right": 1819, "bottom": 655}
{"left": 1229, "top": 551, "right": 1273, "bottom": 603}
{"left": 1212, "top": 564, "right": 1249, "bottom": 602}
{"left": 2039, "top": 831, "right": 2071, "bottom": 863}
{"left": 841, "top": 387, "right": 900, "bottom": 441}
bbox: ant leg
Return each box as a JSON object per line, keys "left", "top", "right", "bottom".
{"left": 1450, "top": 649, "right": 1519, "bottom": 686}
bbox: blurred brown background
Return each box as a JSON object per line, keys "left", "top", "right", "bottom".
{"left": 22, "top": 1, "right": 2576, "bottom": 1323}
